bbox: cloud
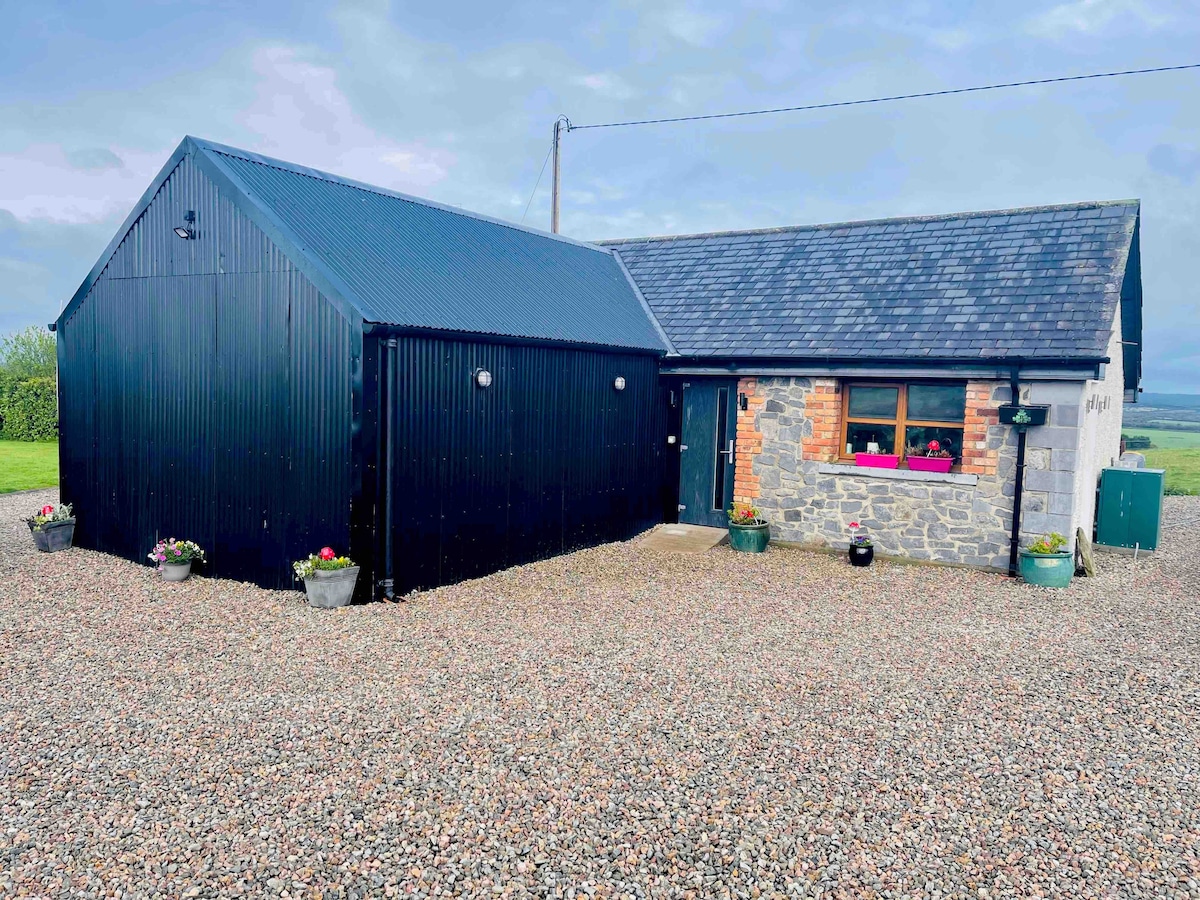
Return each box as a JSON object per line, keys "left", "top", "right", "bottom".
{"left": 655, "top": 6, "right": 727, "bottom": 47}
{"left": 65, "top": 147, "right": 125, "bottom": 172}
{"left": 1147, "top": 143, "right": 1200, "bottom": 183}
{"left": 1026, "top": 0, "right": 1172, "bottom": 38}
{"left": 570, "top": 73, "right": 637, "bottom": 101}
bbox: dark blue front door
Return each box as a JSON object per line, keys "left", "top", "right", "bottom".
{"left": 678, "top": 379, "right": 738, "bottom": 527}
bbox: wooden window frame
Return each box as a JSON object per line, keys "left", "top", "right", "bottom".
{"left": 838, "top": 381, "right": 967, "bottom": 465}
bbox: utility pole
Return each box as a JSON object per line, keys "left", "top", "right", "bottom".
{"left": 550, "top": 116, "right": 569, "bottom": 233}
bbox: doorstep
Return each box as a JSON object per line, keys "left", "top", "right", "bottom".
{"left": 640, "top": 524, "right": 729, "bottom": 554}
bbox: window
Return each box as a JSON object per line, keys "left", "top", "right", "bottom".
{"left": 840, "top": 382, "right": 967, "bottom": 464}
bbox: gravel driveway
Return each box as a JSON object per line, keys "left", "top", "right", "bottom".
{"left": 2, "top": 488, "right": 1199, "bottom": 899}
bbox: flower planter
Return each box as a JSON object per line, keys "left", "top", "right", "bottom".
{"left": 303, "top": 566, "right": 360, "bottom": 608}
{"left": 728, "top": 522, "right": 770, "bottom": 553}
{"left": 907, "top": 456, "right": 954, "bottom": 473}
{"left": 29, "top": 519, "right": 75, "bottom": 553}
{"left": 849, "top": 544, "right": 874, "bottom": 567}
{"left": 161, "top": 561, "right": 193, "bottom": 582}
{"left": 1019, "top": 550, "right": 1073, "bottom": 588}
{"left": 855, "top": 453, "right": 899, "bottom": 469}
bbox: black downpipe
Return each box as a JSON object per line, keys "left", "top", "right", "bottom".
{"left": 1007, "top": 367, "right": 1025, "bottom": 577}
{"left": 379, "top": 338, "right": 398, "bottom": 600}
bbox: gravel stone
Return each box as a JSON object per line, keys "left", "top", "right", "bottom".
{"left": 2, "top": 488, "right": 1199, "bottom": 898}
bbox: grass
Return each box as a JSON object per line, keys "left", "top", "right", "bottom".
{"left": 1122, "top": 427, "right": 1200, "bottom": 449}
{"left": 1144, "top": 448, "right": 1200, "bottom": 495}
{"left": 0, "top": 440, "right": 59, "bottom": 493}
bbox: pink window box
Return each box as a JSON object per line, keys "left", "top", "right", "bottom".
{"left": 854, "top": 452, "right": 900, "bottom": 469}
{"left": 906, "top": 456, "right": 954, "bottom": 474}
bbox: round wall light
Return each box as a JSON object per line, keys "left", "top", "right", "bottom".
{"left": 474, "top": 368, "right": 493, "bottom": 388}
{"left": 613, "top": 376, "right": 626, "bottom": 391}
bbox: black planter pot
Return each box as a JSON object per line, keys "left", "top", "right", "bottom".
{"left": 30, "top": 519, "right": 76, "bottom": 553}
{"left": 848, "top": 543, "right": 874, "bottom": 567}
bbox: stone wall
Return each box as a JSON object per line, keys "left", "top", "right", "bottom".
{"left": 736, "top": 376, "right": 1092, "bottom": 569}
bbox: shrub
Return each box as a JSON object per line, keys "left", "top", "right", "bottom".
{"left": 1, "top": 377, "right": 57, "bottom": 441}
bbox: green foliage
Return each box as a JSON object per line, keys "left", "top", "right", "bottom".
{"left": 0, "top": 326, "right": 56, "bottom": 379}
{"left": 0, "top": 377, "right": 57, "bottom": 441}
{"left": 1027, "top": 532, "right": 1068, "bottom": 555}
{"left": 0, "top": 327, "right": 58, "bottom": 441}
{"left": 0, "top": 440, "right": 58, "bottom": 493}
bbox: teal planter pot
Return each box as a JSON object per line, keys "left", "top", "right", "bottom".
{"left": 728, "top": 522, "right": 770, "bottom": 553}
{"left": 1019, "top": 550, "right": 1074, "bottom": 588}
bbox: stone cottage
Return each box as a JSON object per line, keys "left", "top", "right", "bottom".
{"left": 605, "top": 200, "right": 1141, "bottom": 571}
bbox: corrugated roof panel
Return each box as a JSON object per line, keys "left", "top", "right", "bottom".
{"left": 193, "top": 140, "right": 666, "bottom": 353}
{"left": 602, "top": 200, "right": 1140, "bottom": 361}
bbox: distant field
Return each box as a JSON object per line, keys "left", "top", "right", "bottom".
{"left": 1122, "top": 428, "right": 1200, "bottom": 449}
{"left": 1143, "top": 448, "right": 1200, "bottom": 494}
{"left": 0, "top": 440, "right": 59, "bottom": 493}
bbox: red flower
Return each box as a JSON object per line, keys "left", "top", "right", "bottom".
{"left": 318, "top": 547, "right": 336, "bottom": 560}
{"left": 928, "top": 440, "right": 940, "bottom": 452}
{"left": 40, "top": 505, "right": 53, "bottom": 516}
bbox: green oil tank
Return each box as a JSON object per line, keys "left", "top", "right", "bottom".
{"left": 1095, "top": 467, "right": 1165, "bottom": 551}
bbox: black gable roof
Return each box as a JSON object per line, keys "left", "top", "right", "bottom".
{"left": 600, "top": 200, "right": 1140, "bottom": 362}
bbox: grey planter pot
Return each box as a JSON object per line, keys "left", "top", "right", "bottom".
{"left": 161, "top": 561, "right": 193, "bottom": 582}
{"left": 304, "top": 566, "right": 360, "bottom": 608}
{"left": 30, "top": 519, "right": 75, "bottom": 553}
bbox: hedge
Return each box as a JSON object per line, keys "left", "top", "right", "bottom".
{"left": 0, "top": 377, "right": 58, "bottom": 441}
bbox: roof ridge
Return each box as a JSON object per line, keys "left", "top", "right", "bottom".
{"left": 185, "top": 136, "right": 613, "bottom": 256}
{"left": 595, "top": 198, "right": 1141, "bottom": 246}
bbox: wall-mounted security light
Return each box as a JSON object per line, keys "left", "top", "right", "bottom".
{"left": 474, "top": 368, "right": 493, "bottom": 388}
{"left": 613, "top": 376, "right": 626, "bottom": 392}
{"left": 173, "top": 210, "right": 197, "bottom": 240}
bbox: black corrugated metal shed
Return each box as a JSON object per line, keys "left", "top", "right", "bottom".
{"left": 56, "top": 137, "right": 671, "bottom": 598}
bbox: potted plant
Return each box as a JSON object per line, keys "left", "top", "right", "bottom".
{"left": 848, "top": 521, "right": 874, "bottom": 567}
{"left": 727, "top": 502, "right": 770, "bottom": 553}
{"left": 148, "top": 538, "right": 205, "bottom": 581}
{"left": 854, "top": 443, "right": 900, "bottom": 469}
{"left": 26, "top": 503, "right": 75, "bottom": 553}
{"left": 1019, "top": 532, "right": 1073, "bottom": 588}
{"left": 906, "top": 439, "right": 954, "bottom": 473}
{"left": 294, "top": 547, "right": 360, "bottom": 608}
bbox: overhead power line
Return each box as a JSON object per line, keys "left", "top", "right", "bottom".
{"left": 566, "top": 62, "right": 1200, "bottom": 132}
{"left": 519, "top": 142, "right": 553, "bottom": 225}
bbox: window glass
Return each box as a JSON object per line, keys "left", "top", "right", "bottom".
{"left": 847, "top": 386, "right": 899, "bottom": 419}
{"left": 846, "top": 423, "right": 897, "bottom": 455}
{"left": 904, "top": 425, "right": 966, "bottom": 461}
{"left": 907, "top": 384, "right": 966, "bottom": 422}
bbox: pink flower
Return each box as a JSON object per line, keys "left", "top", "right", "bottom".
{"left": 319, "top": 547, "right": 336, "bottom": 561}
{"left": 174, "top": 548, "right": 182, "bottom": 556}
{"left": 157, "top": 553, "right": 166, "bottom": 561}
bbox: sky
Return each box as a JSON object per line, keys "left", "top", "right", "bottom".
{"left": 1, "top": 0, "right": 1198, "bottom": 391}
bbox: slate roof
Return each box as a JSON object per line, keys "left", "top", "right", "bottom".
{"left": 67, "top": 137, "right": 668, "bottom": 353}
{"left": 601, "top": 200, "right": 1140, "bottom": 361}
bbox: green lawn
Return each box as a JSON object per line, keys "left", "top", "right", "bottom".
{"left": 1122, "top": 427, "right": 1200, "bottom": 449}
{"left": 1144, "top": 448, "right": 1200, "bottom": 495}
{"left": 0, "top": 440, "right": 59, "bottom": 493}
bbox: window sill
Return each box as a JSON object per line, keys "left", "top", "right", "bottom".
{"left": 817, "top": 462, "right": 979, "bottom": 486}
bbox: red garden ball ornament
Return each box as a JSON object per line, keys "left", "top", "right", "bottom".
{"left": 319, "top": 547, "right": 336, "bottom": 560}
{"left": 927, "top": 440, "right": 940, "bottom": 452}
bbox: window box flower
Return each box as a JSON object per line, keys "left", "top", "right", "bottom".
{"left": 26, "top": 503, "right": 75, "bottom": 553}
{"left": 854, "top": 452, "right": 899, "bottom": 469}
{"left": 294, "top": 547, "right": 360, "bottom": 607}
{"left": 906, "top": 439, "right": 954, "bottom": 473}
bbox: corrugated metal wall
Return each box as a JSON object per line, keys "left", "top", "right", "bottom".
{"left": 377, "top": 334, "right": 666, "bottom": 593}
{"left": 57, "top": 155, "right": 356, "bottom": 588}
